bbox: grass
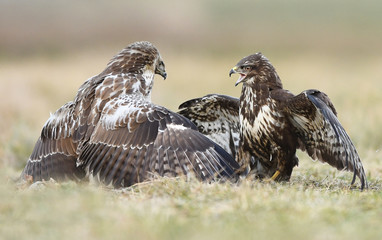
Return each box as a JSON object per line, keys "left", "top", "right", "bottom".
{"left": 1, "top": 175, "right": 382, "bottom": 240}
{"left": 2, "top": 2, "right": 382, "bottom": 239}
{"left": 1, "top": 48, "right": 382, "bottom": 240}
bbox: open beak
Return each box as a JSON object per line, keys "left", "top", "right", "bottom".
{"left": 229, "top": 66, "right": 246, "bottom": 86}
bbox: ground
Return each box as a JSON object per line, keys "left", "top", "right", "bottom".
{"left": 0, "top": 50, "right": 381, "bottom": 240}
{"left": 1, "top": 1, "right": 382, "bottom": 238}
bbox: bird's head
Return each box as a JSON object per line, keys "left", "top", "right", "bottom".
{"left": 229, "top": 52, "right": 281, "bottom": 88}
{"left": 106, "top": 41, "right": 167, "bottom": 80}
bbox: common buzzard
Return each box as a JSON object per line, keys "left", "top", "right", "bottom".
{"left": 21, "top": 41, "right": 239, "bottom": 188}
{"left": 178, "top": 94, "right": 271, "bottom": 181}
{"left": 179, "top": 53, "right": 367, "bottom": 189}
{"left": 229, "top": 53, "right": 367, "bottom": 189}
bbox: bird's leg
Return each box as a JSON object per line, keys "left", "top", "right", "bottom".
{"left": 264, "top": 151, "right": 287, "bottom": 182}
{"left": 270, "top": 170, "right": 281, "bottom": 180}
{"left": 263, "top": 170, "right": 281, "bottom": 183}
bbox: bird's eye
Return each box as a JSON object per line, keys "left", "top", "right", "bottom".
{"left": 243, "top": 66, "right": 251, "bottom": 71}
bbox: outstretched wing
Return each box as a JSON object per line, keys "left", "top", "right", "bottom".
{"left": 20, "top": 75, "right": 104, "bottom": 183}
{"left": 286, "top": 89, "right": 367, "bottom": 189}
{"left": 21, "top": 102, "right": 86, "bottom": 182}
{"left": 178, "top": 94, "right": 240, "bottom": 157}
{"left": 78, "top": 97, "right": 239, "bottom": 188}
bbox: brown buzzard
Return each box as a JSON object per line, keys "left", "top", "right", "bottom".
{"left": 229, "top": 52, "right": 367, "bottom": 189}
{"left": 178, "top": 53, "right": 367, "bottom": 189}
{"left": 21, "top": 41, "right": 239, "bottom": 188}
{"left": 179, "top": 94, "right": 240, "bottom": 157}
{"left": 178, "top": 94, "right": 274, "bottom": 181}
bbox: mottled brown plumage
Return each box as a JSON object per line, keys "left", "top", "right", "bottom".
{"left": 179, "top": 94, "right": 240, "bottom": 157}
{"left": 230, "top": 53, "right": 367, "bottom": 189}
{"left": 21, "top": 41, "right": 239, "bottom": 187}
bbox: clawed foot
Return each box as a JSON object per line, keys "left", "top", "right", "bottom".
{"left": 264, "top": 170, "right": 281, "bottom": 182}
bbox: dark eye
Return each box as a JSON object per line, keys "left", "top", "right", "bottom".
{"left": 242, "top": 66, "right": 251, "bottom": 71}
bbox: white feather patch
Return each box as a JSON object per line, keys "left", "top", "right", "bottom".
{"left": 101, "top": 98, "right": 145, "bottom": 130}
{"left": 167, "top": 123, "right": 187, "bottom": 131}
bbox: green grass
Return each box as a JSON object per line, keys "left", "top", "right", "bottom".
{"left": 1, "top": 174, "right": 382, "bottom": 240}
{"left": 1, "top": 49, "right": 382, "bottom": 240}
{"left": 1, "top": 1, "right": 382, "bottom": 239}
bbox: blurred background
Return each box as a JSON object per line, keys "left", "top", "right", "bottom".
{"left": 1, "top": 0, "right": 381, "bottom": 176}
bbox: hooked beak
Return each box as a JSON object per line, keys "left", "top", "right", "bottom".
{"left": 229, "top": 66, "right": 237, "bottom": 77}
{"left": 155, "top": 68, "right": 167, "bottom": 80}
{"left": 161, "top": 71, "right": 167, "bottom": 80}
{"left": 229, "top": 66, "right": 246, "bottom": 86}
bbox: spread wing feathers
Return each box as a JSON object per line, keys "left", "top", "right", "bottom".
{"left": 21, "top": 75, "right": 105, "bottom": 182}
{"left": 78, "top": 98, "right": 239, "bottom": 188}
{"left": 21, "top": 102, "right": 86, "bottom": 182}
{"left": 178, "top": 94, "right": 240, "bottom": 157}
{"left": 287, "top": 89, "right": 367, "bottom": 189}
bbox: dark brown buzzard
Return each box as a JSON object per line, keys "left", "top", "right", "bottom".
{"left": 21, "top": 41, "right": 239, "bottom": 188}
{"left": 229, "top": 52, "right": 367, "bottom": 189}
{"left": 179, "top": 53, "right": 367, "bottom": 189}
{"left": 178, "top": 94, "right": 273, "bottom": 181}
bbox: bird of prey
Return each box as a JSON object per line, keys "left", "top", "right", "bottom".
{"left": 179, "top": 53, "right": 367, "bottom": 189}
{"left": 20, "top": 41, "right": 239, "bottom": 188}
{"left": 178, "top": 94, "right": 278, "bottom": 180}
{"left": 228, "top": 52, "right": 367, "bottom": 189}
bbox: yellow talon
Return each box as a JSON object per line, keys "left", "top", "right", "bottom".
{"left": 270, "top": 170, "right": 281, "bottom": 181}
{"left": 264, "top": 170, "right": 281, "bottom": 182}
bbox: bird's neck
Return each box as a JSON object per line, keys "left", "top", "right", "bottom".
{"left": 78, "top": 71, "right": 154, "bottom": 110}
{"left": 138, "top": 69, "right": 155, "bottom": 98}
{"left": 108, "top": 71, "right": 154, "bottom": 99}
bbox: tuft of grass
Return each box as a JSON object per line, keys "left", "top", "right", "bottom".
{"left": 1, "top": 175, "right": 382, "bottom": 240}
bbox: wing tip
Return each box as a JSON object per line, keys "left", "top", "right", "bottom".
{"left": 358, "top": 168, "right": 368, "bottom": 190}
{"left": 212, "top": 142, "right": 240, "bottom": 177}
